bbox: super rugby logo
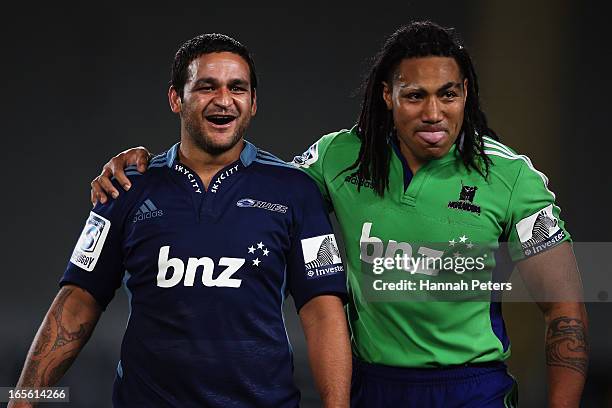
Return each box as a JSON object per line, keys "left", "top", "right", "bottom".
{"left": 236, "top": 198, "right": 288, "bottom": 213}
{"left": 80, "top": 225, "right": 101, "bottom": 252}
{"left": 71, "top": 212, "right": 111, "bottom": 271}
{"left": 156, "top": 246, "right": 244, "bottom": 288}
{"left": 292, "top": 142, "right": 319, "bottom": 169}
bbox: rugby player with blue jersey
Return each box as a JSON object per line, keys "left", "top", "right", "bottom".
{"left": 91, "top": 21, "right": 588, "bottom": 407}
{"left": 11, "top": 34, "right": 351, "bottom": 408}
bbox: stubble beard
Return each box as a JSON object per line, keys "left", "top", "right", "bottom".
{"left": 184, "top": 114, "right": 250, "bottom": 156}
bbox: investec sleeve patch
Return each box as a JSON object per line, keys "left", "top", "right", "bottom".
{"left": 301, "top": 234, "right": 344, "bottom": 279}
{"left": 515, "top": 204, "right": 565, "bottom": 256}
{"left": 70, "top": 212, "right": 111, "bottom": 271}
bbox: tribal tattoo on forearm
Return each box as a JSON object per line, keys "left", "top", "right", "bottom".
{"left": 20, "top": 288, "right": 96, "bottom": 387}
{"left": 545, "top": 316, "right": 588, "bottom": 376}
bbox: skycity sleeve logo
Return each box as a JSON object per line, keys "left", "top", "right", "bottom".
{"left": 516, "top": 204, "right": 565, "bottom": 256}
{"left": 70, "top": 212, "right": 111, "bottom": 272}
{"left": 301, "top": 234, "right": 344, "bottom": 279}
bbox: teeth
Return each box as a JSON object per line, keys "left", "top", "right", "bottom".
{"left": 206, "top": 115, "right": 235, "bottom": 125}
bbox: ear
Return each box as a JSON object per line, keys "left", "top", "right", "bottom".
{"left": 250, "top": 89, "right": 257, "bottom": 117}
{"left": 462, "top": 78, "right": 468, "bottom": 103}
{"left": 382, "top": 81, "right": 393, "bottom": 110}
{"left": 168, "top": 86, "right": 182, "bottom": 113}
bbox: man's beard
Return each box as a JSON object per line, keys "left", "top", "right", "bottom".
{"left": 184, "top": 114, "right": 249, "bottom": 156}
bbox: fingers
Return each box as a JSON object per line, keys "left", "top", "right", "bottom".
{"left": 112, "top": 147, "right": 151, "bottom": 189}
{"left": 133, "top": 147, "right": 151, "bottom": 173}
{"left": 90, "top": 178, "right": 108, "bottom": 207}
{"left": 110, "top": 157, "right": 131, "bottom": 192}
{"left": 89, "top": 147, "right": 152, "bottom": 207}
{"left": 99, "top": 167, "right": 120, "bottom": 198}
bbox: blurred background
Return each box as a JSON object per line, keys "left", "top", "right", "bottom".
{"left": 1, "top": 1, "right": 610, "bottom": 406}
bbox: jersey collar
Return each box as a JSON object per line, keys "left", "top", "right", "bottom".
{"left": 164, "top": 139, "right": 258, "bottom": 169}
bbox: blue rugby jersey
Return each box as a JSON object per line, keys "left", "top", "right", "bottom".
{"left": 61, "top": 141, "right": 347, "bottom": 408}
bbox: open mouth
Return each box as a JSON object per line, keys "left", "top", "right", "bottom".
{"left": 205, "top": 115, "right": 236, "bottom": 126}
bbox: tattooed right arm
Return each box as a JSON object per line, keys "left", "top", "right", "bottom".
{"left": 8, "top": 285, "right": 101, "bottom": 408}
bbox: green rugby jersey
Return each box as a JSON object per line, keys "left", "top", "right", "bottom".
{"left": 292, "top": 126, "right": 570, "bottom": 367}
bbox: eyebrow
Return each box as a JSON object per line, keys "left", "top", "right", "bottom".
{"left": 399, "top": 81, "right": 464, "bottom": 92}
{"left": 192, "top": 77, "right": 250, "bottom": 88}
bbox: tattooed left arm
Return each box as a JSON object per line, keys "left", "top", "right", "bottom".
{"left": 9, "top": 285, "right": 101, "bottom": 408}
{"left": 518, "top": 242, "right": 588, "bottom": 408}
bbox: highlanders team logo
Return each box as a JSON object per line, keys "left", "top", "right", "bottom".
{"left": 516, "top": 204, "right": 565, "bottom": 256}
{"left": 301, "top": 234, "right": 344, "bottom": 279}
{"left": 448, "top": 183, "right": 481, "bottom": 214}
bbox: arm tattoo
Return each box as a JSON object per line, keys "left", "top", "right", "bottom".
{"left": 20, "top": 288, "right": 97, "bottom": 387}
{"left": 21, "top": 360, "right": 40, "bottom": 387}
{"left": 546, "top": 316, "right": 588, "bottom": 376}
{"left": 47, "top": 353, "right": 77, "bottom": 385}
{"left": 48, "top": 288, "right": 92, "bottom": 353}
{"left": 33, "top": 317, "right": 51, "bottom": 357}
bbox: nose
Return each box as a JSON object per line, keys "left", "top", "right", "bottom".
{"left": 213, "top": 87, "right": 232, "bottom": 109}
{"left": 422, "top": 97, "right": 443, "bottom": 123}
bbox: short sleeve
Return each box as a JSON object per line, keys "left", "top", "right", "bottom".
{"left": 291, "top": 133, "right": 337, "bottom": 208}
{"left": 285, "top": 175, "right": 347, "bottom": 312}
{"left": 506, "top": 161, "right": 571, "bottom": 261}
{"left": 60, "top": 197, "right": 127, "bottom": 310}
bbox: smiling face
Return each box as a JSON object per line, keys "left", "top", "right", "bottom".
{"left": 383, "top": 56, "right": 467, "bottom": 171}
{"left": 169, "top": 51, "right": 257, "bottom": 156}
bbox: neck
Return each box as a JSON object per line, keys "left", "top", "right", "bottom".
{"left": 397, "top": 139, "right": 426, "bottom": 174}
{"left": 178, "top": 136, "right": 244, "bottom": 189}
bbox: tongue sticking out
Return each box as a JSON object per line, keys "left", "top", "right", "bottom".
{"left": 416, "top": 131, "right": 445, "bottom": 144}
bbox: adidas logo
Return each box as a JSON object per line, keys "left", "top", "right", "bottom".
{"left": 133, "top": 199, "right": 164, "bottom": 223}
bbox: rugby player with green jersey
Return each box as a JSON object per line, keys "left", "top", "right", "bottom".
{"left": 92, "top": 21, "right": 587, "bottom": 408}
{"left": 293, "top": 126, "right": 570, "bottom": 369}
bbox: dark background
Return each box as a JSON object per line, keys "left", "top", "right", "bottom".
{"left": 1, "top": 1, "right": 610, "bottom": 407}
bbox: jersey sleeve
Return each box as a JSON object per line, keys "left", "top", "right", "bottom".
{"left": 60, "top": 191, "right": 128, "bottom": 310}
{"left": 285, "top": 174, "right": 348, "bottom": 312}
{"left": 505, "top": 160, "right": 571, "bottom": 261}
{"left": 291, "top": 133, "right": 337, "bottom": 208}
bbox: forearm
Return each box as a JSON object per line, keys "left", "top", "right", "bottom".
{"left": 9, "top": 286, "right": 100, "bottom": 407}
{"left": 544, "top": 302, "right": 588, "bottom": 408}
{"left": 300, "top": 296, "right": 351, "bottom": 408}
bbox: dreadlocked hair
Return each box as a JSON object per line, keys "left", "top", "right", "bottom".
{"left": 347, "top": 21, "right": 498, "bottom": 197}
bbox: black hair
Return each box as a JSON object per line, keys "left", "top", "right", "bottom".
{"left": 170, "top": 33, "right": 257, "bottom": 98}
{"left": 348, "top": 21, "right": 498, "bottom": 197}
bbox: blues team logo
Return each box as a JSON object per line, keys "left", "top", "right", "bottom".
{"left": 448, "top": 183, "right": 481, "bottom": 215}
{"left": 236, "top": 198, "right": 288, "bottom": 213}
{"left": 301, "top": 234, "right": 344, "bottom": 279}
{"left": 71, "top": 212, "right": 111, "bottom": 271}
